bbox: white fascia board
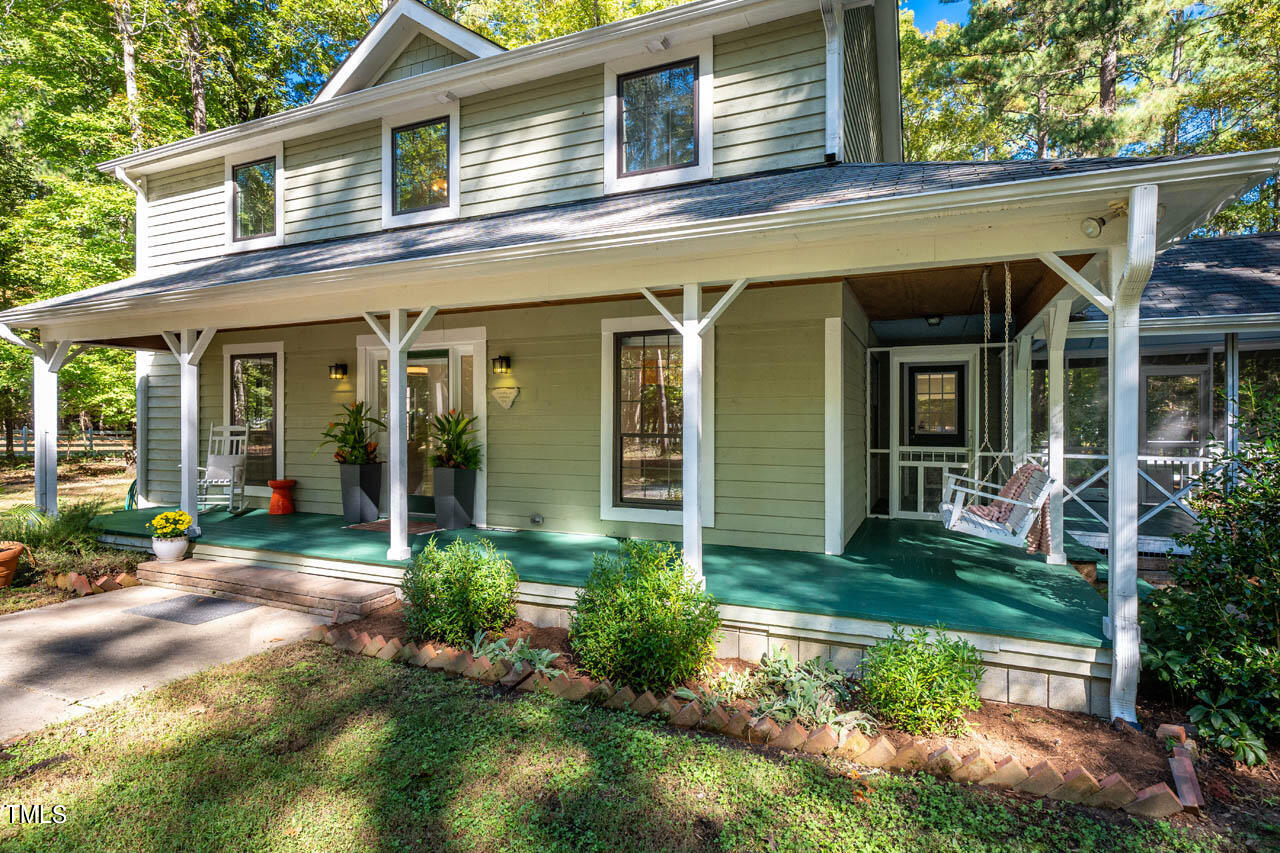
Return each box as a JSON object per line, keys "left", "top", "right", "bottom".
{"left": 20, "top": 149, "right": 1280, "bottom": 329}
{"left": 314, "top": 0, "right": 505, "bottom": 103}
{"left": 98, "top": 0, "right": 814, "bottom": 177}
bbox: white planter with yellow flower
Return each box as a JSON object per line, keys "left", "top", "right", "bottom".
{"left": 147, "top": 511, "right": 193, "bottom": 562}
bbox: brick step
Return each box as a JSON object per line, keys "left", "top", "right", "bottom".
{"left": 137, "top": 559, "right": 397, "bottom": 621}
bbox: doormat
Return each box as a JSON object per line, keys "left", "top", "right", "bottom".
{"left": 125, "top": 593, "right": 258, "bottom": 625}
{"left": 345, "top": 520, "right": 437, "bottom": 535}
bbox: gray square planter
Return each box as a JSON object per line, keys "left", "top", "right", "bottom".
{"left": 339, "top": 462, "right": 383, "bottom": 523}
{"left": 432, "top": 467, "right": 476, "bottom": 529}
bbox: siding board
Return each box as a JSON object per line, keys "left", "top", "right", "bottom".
{"left": 145, "top": 159, "right": 223, "bottom": 269}
{"left": 375, "top": 33, "right": 466, "bottom": 86}
{"left": 283, "top": 121, "right": 382, "bottom": 243}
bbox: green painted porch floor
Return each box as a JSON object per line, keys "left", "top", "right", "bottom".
{"left": 94, "top": 509, "right": 1109, "bottom": 648}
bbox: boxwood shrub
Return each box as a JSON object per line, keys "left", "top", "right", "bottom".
{"left": 401, "top": 537, "right": 517, "bottom": 646}
{"left": 570, "top": 539, "right": 721, "bottom": 693}
{"left": 859, "top": 625, "right": 984, "bottom": 735}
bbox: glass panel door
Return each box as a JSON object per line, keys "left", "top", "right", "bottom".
{"left": 373, "top": 350, "right": 450, "bottom": 514}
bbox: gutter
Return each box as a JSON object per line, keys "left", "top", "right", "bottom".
{"left": 12, "top": 148, "right": 1278, "bottom": 326}
{"left": 1068, "top": 312, "right": 1280, "bottom": 337}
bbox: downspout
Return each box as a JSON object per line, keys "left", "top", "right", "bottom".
{"left": 115, "top": 166, "right": 149, "bottom": 275}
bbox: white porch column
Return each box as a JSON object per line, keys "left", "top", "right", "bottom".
{"left": 1044, "top": 298, "right": 1072, "bottom": 566}
{"left": 1107, "top": 184, "right": 1158, "bottom": 724}
{"left": 1225, "top": 332, "right": 1240, "bottom": 459}
{"left": 364, "top": 307, "right": 437, "bottom": 562}
{"left": 163, "top": 329, "right": 217, "bottom": 535}
{"left": 1011, "top": 333, "right": 1031, "bottom": 463}
{"left": 32, "top": 345, "right": 70, "bottom": 514}
{"left": 682, "top": 284, "right": 704, "bottom": 583}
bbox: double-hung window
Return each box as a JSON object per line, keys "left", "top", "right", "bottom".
{"left": 224, "top": 144, "right": 283, "bottom": 250}
{"left": 604, "top": 41, "right": 712, "bottom": 193}
{"left": 381, "top": 103, "right": 459, "bottom": 226}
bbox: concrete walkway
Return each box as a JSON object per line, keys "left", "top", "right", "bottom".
{"left": 0, "top": 585, "right": 324, "bottom": 741}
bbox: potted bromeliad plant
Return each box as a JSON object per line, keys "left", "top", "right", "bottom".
{"left": 429, "top": 409, "right": 482, "bottom": 529}
{"left": 147, "top": 510, "right": 193, "bottom": 562}
{"left": 318, "top": 402, "right": 386, "bottom": 523}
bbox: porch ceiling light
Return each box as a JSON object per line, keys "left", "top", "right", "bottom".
{"left": 328, "top": 363, "right": 348, "bottom": 380}
{"left": 1080, "top": 216, "right": 1106, "bottom": 239}
{"left": 491, "top": 355, "right": 512, "bottom": 374}
{"left": 925, "top": 315, "right": 943, "bottom": 327}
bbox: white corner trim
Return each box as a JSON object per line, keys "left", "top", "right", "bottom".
{"left": 599, "top": 314, "right": 714, "bottom": 526}
{"left": 823, "top": 4, "right": 845, "bottom": 157}
{"left": 603, "top": 38, "right": 714, "bottom": 194}
{"left": 221, "top": 341, "right": 286, "bottom": 492}
{"left": 223, "top": 142, "right": 285, "bottom": 252}
{"left": 823, "top": 317, "right": 844, "bottom": 553}
{"left": 380, "top": 100, "right": 461, "bottom": 228}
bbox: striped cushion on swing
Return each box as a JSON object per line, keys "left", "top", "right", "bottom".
{"left": 965, "top": 463, "right": 1044, "bottom": 526}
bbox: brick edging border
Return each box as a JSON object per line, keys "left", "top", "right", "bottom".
{"left": 45, "top": 571, "right": 140, "bottom": 597}
{"left": 306, "top": 626, "right": 1190, "bottom": 820}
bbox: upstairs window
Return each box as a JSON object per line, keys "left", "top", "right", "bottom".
{"left": 617, "top": 59, "right": 697, "bottom": 176}
{"left": 232, "top": 158, "right": 276, "bottom": 241}
{"left": 392, "top": 117, "right": 449, "bottom": 215}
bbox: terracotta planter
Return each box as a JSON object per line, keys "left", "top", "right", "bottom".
{"left": 0, "top": 541, "right": 25, "bottom": 589}
{"left": 151, "top": 536, "right": 189, "bottom": 563}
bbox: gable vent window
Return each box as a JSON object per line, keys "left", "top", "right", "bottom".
{"left": 392, "top": 117, "right": 449, "bottom": 215}
{"left": 231, "top": 158, "right": 276, "bottom": 241}
{"left": 618, "top": 59, "right": 697, "bottom": 176}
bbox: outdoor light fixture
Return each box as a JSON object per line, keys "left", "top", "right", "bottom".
{"left": 925, "top": 315, "right": 943, "bottom": 327}
{"left": 328, "top": 363, "right": 348, "bottom": 380}
{"left": 1080, "top": 216, "right": 1106, "bottom": 239}
{"left": 491, "top": 355, "right": 512, "bottom": 374}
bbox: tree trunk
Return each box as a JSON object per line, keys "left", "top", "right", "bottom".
{"left": 1036, "top": 88, "right": 1049, "bottom": 158}
{"left": 111, "top": 0, "right": 143, "bottom": 152}
{"left": 184, "top": 0, "right": 208, "bottom": 134}
{"left": 1100, "top": 43, "right": 1118, "bottom": 116}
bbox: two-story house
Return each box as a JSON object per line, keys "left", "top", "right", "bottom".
{"left": 2, "top": 0, "right": 1277, "bottom": 723}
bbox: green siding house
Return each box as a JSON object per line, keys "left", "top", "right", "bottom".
{"left": 2, "top": 0, "right": 1277, "bottom": 724}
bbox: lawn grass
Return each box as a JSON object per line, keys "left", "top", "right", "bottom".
{"left": 0, "top": 457, "right": 132, "bottom": 513}
{"left": 0, "top": 643, "right": 1236, "bottom": 853}
{"left": 0, "top": 584, "right": 73, "bottom": 616}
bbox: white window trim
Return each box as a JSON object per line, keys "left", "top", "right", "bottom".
{"left": 224, "top": 142, "right": 284, "bottom": 252}
{"left": 599, "top": 315, "right": 714, "bottom": 526}
{"left": 355, "top": 326, "right": 487, "bottom": 527}
{"left": 381, "top": 101, "right": 460, "bottom": 228}
{"left": 603, "top": 39, "right": 713, "bottom": 195}
{"left": 221, "top": 341, "right": 285, "bottom": 497}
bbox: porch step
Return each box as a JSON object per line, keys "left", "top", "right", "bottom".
{"left": 136, "top": 559, "right": 397, "bottom": 622}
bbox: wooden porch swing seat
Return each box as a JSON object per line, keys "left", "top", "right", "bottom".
{"left": 197, "top": 425, "right": 248, "bottom": 514}
{"left": 940, "top": 463, "right": 1056, "bottom": 549}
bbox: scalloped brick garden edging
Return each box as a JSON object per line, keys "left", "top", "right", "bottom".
{"left": 46, "top": 570, "right": 140, "bottom": 597}
{"left": 305, "top": 625, "right": 1189, "bottom": 821}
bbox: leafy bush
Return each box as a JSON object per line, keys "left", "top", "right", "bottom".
{"left": 401, "top": 537, "right": 518, "bottom": 646}
{"left": 569, "top": 539, "right": 720, "bottom": 693}
{"left": 859, "top": 625, "right": 984, "bottom": 735}
{"left": 469, "top": 630, "right": 564, "bottom": 679}
{"left": 0, "top": 501, "right": 121, "bottom": 585}
{"left": 1141, "top": 383, "right": 1280, "bottom": 766}
{"left": 752, "top": 648, "right": 869, "bottom": 731}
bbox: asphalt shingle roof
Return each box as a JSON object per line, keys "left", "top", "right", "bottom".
{"left": 2, "top": 156, "right": 1197, "bottom": 321}
{"left": 1082, "top": 231, "right": 1280, "bottom": 322}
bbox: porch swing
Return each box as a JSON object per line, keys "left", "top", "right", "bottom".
{"left": 939, "top": 264, "right": 1057, "bottom": 550}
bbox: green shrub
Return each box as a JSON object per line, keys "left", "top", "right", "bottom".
{"left": 1141, "top": 383, "right": 1280, "bottom": 766}
{"left": 0, "top": 501, "right": 115, "bottom": 585}
{"left": 401, "top": 537, "right": 517, "bottom": 646}
{"left": 752, "top": 648, "right": 871, "bottom": 731}
{"left": 859, "top": 625, "right": 984, "bottom": 735}
{"left": 569, "top": 539, "right": 720, "bottom": 693}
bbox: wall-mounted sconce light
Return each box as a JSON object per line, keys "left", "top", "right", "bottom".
{"left": 328, "top": 363, "right": 348, "bottom": 380}
{"left": 925, "top": 315, "right": 943, "bottom": 327}
{"left": 491, "top": 355, "right": 512, "bottom": 374}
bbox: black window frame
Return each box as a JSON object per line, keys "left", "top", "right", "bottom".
{"left": 613, "top": 329, "right": 683, "bottom": 510}
{"left": 391, "top": 116, "right": 450, "bottom": 216}
{"left": 907, "top": 364, "right": 966, "bottom": 448}
{"left": 230, "top": 157, "right": 277, "bottom": 242}
{"left": 616, "top": 57, "right": 699, "bottom": 178}
{"left": 227, "top": 351, "right": 279, "bottom": 486}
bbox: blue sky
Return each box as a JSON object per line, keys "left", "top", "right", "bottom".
{"left": 902, "top": 0, "right": 968, "bottom": 33}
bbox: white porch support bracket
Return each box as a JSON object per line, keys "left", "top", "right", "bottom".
{"left": 1037, "top": 252, "right": 1114, "bottom": 315}
{"left": 163, "top": 328, "right": 218, "bottom": 534}
{"left": 1107, "top": 183, "right": 1158, "bottom": 725}
{"left": 641, "top": 280, "right": 747, "bottom": 586}
{"left": 363, "top": 307, "right": 438, "bottom": 562}
{"left": 1043, "top": 297, "right": 1072, "bottom": 566}
{"left": 0, "top": 324, "right": 82, "bottom": 515}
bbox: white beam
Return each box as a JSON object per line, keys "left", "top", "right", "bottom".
{"left": 1036, "top": 251, "right": 1113, "bottom": 315}
{"left": 398, "top": 307, "right": 439, "bottom": 350}
{"left": 1045, "top": 298, "right": 1071, "bottom": 566}
{"left": 640, "top": 288, "right": 681, "bottom": 334}
{"left": 1107, "top": 183, "right": 1158, "bottom": 725}
{"left": 823, "top": 317, "right": 844, "bottom": 554}
{"left": 821, "top": 0, "right": 844, "bottom": 157}
{"left": 1225, "top": 332, "right": 1240, "bottom": 458}
{"left": 1011, "top": 333, "right": 1031, "bottom": 463}
{"left": 0, "top": 323, "right": 41, "bottom": 355}
{"left": 698, "top": 278, "right": 748, "bottom": 334}
{"left": 682, "top": 284, "right": 703, "bottom": 585}
{"left": 385, "top": 310, "right": 410, "bottom": 561}
{"left": 164, "top": 328, "right": 217, "bottom": 534}
{"left": 32, "top": 346, "right": 59, "bottom": 515}
{"left": 361, "top": 312, "right": 393, "bottom": 349}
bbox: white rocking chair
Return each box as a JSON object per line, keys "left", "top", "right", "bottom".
{"left": 940, "top": 463, "right": 1056, "bottom": 549}
{"left": 197, "top": 425, "right": 248, "bottom": 513}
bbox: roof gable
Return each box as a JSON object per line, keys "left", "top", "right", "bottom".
{"left": 315, "top": 0, "right": 503, "bottom": 103}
